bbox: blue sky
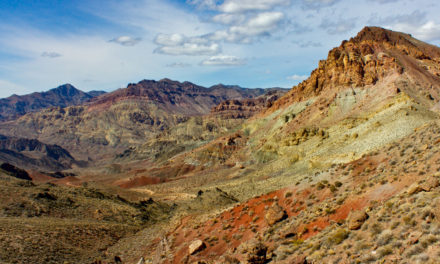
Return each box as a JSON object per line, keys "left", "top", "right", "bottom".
{"left": 0, "top": 0, "right": 439, "bottom": 97}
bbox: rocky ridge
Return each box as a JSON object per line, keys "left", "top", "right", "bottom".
{"left": 273, "top": 26, "right": 440, "bottom": 108}
{"left": 0, "top": 84, "right": 104, "bottom": 121}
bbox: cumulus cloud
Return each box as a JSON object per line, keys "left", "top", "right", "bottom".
{"left": 201, "top": 55, "right": 246, "bottom": 66}
{"left": 207, "top": 12, "right": 285, "bottom": 43}
{"left": 154, "top": 34, "right": 220, "bottom": 55}
{"left": 158, "top": 0, "right": 290, "bottom": 57}
{"left": 286, "top": 74, "right": 308, "bottom": 81}
{"left": 320, "top": 18, "right": 356, "bottom": 34}
{"left": 155, "top": 43, "right": 220, "bottom": 56}
{"left": 41, "top": 51, "right": 62, "bottom": 58}
{"left": 154, "top": 34, "right": 186, "bottom": 46}
{"left": 109, "top": 36, "right": 142, "bottom": 46}
{"left": 166, "top": 62, "right": 192, "bottom": 68}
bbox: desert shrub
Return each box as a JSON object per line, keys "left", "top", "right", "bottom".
{"left": 316, "top": 182, "right": 325, "bottom": 190}
{"left": 420, "top": 234, "right": 437, "bottom": 248}
{"left": 327, "top": 228, "right": 349, "bottom": 245}
{"left": 370, "top": 222, "right": 383, "bottom": 236}
{"left": 377, "top": 245, "right": 393, "bottom": 258}
{"left": 405, "top": 245, "right": 424, "bottom": 257}
{"left": 377, "top": 230, "right": 394, "bottom": 246}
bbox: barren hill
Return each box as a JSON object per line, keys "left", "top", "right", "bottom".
{"left": 0, "top": 79, "right": 279, "bottom": 161}
{"left": 0, "top": 84, "right": 104, "bottom": 121}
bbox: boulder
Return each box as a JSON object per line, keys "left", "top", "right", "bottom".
{"left": 421, "top": 177, "right": 440, "bottom": 192}
{"left": 348, "top": 210, "right": 369, "bottom": 230}
{"left": 408, "top": 178, "right": 440, "bottom": 195}
{"left": 265, "top": 203, "right": 287, "bottom": 226}
{"left": 407, "top": 184, "right": 424, "bottom": 195}
{"left": 245, "top": 241, "right": 269, "bottom": 264}
{"left": 188, "top": 239, "right": 206, "bottom": 255}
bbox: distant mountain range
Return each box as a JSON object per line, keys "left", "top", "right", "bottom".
{"left": 0, "top": 79, "right": 286, "bottom": 166}
{"left": 0, "top": 84, "right": 106, "bottom": 121}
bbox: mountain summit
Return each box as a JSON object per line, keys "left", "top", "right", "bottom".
{"left": 275, "top": 26, "right": 440, "bottom": 108}
{"left": 0, "top": 84, "right": 103, "bottom": 121}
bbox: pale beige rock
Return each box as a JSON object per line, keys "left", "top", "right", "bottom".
{"left": 421, "top": 177, "right": 440, "bottom": 191}
{"left": 188, "top": 239, "right": 206, "bottom": 255}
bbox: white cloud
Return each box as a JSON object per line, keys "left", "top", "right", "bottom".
{"left": 201, "top": 55, "right": 246, "bottom": 66}
{"left": 392, "top": 21, "right": 440, "bottom": 41}
{"left": 218, "top": 0, "right": 290, "bottom": 13}
{"left": 208, "top": 12, "right": 285, "bottom": 43}
{"left": 109, "top": 36, "right": 142, "bottom": 46}
{"left": 154, "top": 34, "right": 186, "bottom": 46}
{"left": 286, "top": 74, "right": 308, "bottom": 81}
{"left": 154, "top": 33, "right": 220, "bottom": 56}
{"left": 41, "top": 51, "right": 62, "bottom": 58}
{"left": 155, "top": 42, "right": 220, "bottom": 56}
{"left": 370, "top": 11, "right": 440, "bottom": 42}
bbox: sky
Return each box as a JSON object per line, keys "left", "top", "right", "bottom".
{"left": 0, "top": 0, "right": 439, "bottom": 97}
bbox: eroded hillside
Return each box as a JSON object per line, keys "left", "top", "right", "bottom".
{"left": 3, "top": 26, "right": 440, "bottom": 264}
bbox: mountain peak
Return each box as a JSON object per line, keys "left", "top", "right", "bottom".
{"left": 50, "top": 84, "right": 81, "bottom": 96}
{"left": 0, "top": 84, "right": 99, "bottom": 121}
{"left": 352, "top": 26, "right": 410, "bottom": 43}
{"left": 272, "top": 27, "right": 440, "bottom": 108}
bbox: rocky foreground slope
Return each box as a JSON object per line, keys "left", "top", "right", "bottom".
{"left": 108, "top": 27, "right": 440, "bottom": 264}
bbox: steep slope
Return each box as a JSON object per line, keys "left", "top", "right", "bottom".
{"left": 274, "top": 26, "right": 440, "bottom": 107}
{"left": 211, "top": 89, "right": 287, "bottom": 119}
{"left": 0, "top": 79, "right": 275, "bottom": 161}
{"left": 118, "top": 27, "right": 440, "bottom": 263}
{"left": 0, "top": 84, "right": 102, "bottom": 121}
